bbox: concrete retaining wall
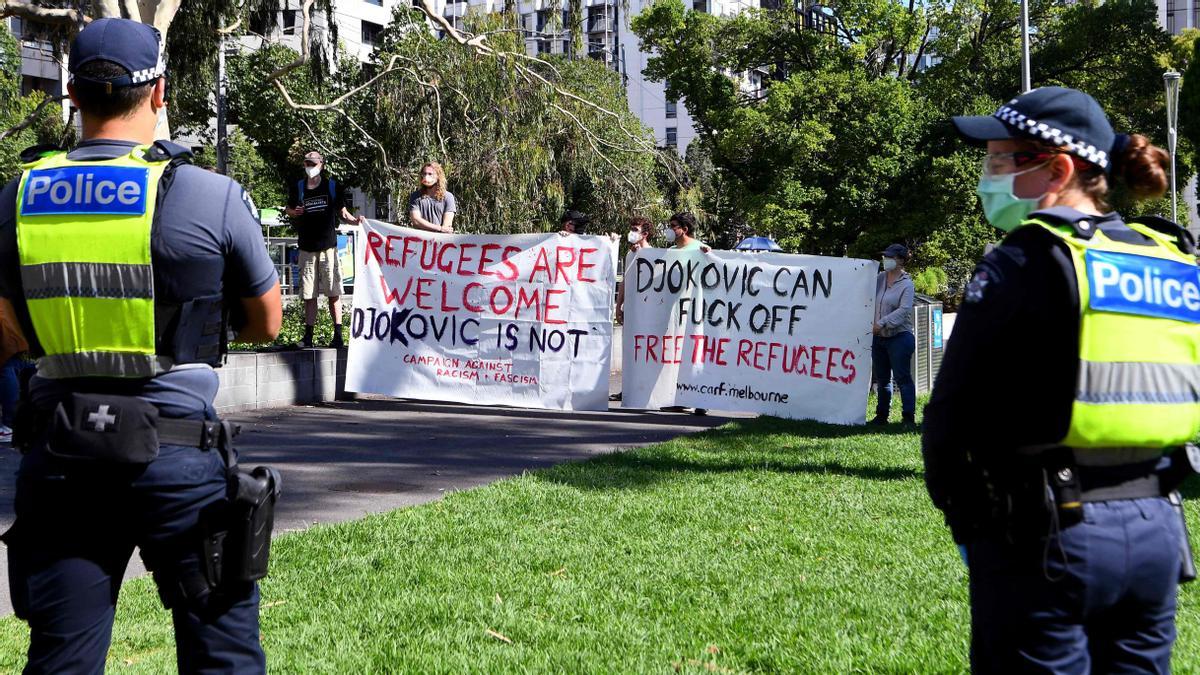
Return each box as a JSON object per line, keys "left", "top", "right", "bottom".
{"left": 215, "top": 349, "right": 348, "bottom": 415}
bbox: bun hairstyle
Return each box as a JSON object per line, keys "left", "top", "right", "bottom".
{"left": 1031, "top": 133, "right": 1170, "bottom": 210}
{"left": 1111, "top": 134, "right": 1170, "bottom": 200}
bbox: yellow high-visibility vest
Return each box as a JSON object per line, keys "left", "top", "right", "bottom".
{"left": 15, "top": 146, "right": 171, "bottom": 378}
{"left": 1029, "top": 216, "right": 1200, "bottom": 448}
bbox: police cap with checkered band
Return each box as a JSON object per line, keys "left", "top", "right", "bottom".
{"left": 952, "top": 87, "right": 1122, "bottom": 174}
{"left": 69, "top": 18, "right": 165, "bottom": 92}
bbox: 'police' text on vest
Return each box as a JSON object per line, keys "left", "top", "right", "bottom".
{"left": 1086, "top": 249, "right": 1200, "bottom": 323}
{"left": 22, "top": 166, "right": 149, "bottom": 216}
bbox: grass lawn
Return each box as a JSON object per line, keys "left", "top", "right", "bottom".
{"left": 2, "top": 413, "right": 1198, "bottom": 673}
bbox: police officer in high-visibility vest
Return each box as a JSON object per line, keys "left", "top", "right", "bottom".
{"left": 923, "top": 86, "right": 1200, "bottom": 672}
{"left": 0, "top": 19, "right": 283, "bottom": 672}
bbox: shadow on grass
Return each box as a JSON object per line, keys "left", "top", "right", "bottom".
{"left": 538, "top": 416, "right": 923, "bottom": 491}
{"left": 1179, "top": 475, "right": 1200, "bottom": 500}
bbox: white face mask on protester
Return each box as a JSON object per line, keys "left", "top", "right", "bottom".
{"left": 663, "top": 228, "right": 677, "bottom": 244}
{"left": 882, "top": 257, "right": 897, "bottom": 272}
{"left": 627, "top": 231, "right": 643, "bottom": 245}
{"left": 305, "top": 166, "right": 321, "bottom": 179}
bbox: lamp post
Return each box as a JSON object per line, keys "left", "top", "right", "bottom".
{"left": 1165, "top": 71, "right": 1182, "bottom": 223}
{"left": 1020, "top": 0, "right": 1031, "bottom": 92}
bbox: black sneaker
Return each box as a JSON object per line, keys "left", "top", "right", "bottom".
{"left": 868, "top": 415, "right": 888, "bottom": 426}
{"left": 330, "top": 334, "right": 344, "bottom": 349}
{"left": 692, "top": 408, "right": 708, "bottom": 416}
{"left": 609, "top": 392, "right": 623, "bottom": 401}
{"left": 902, "top": 413, "right": 917, "bottom": 426}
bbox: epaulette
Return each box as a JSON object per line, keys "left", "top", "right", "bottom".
{"left": 19, "top": 143, "right": 63, "bottom": 163}
{"left": 1128, "top": 215, "right": 1196, "bottom": 255}
{"left": 143, "top": 140, "right": 194, "bottom": 164}
{"left": 1027, "top": 206, "right": 1098, "bottom": 240}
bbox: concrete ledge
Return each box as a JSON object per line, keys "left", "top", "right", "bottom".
{"left": 215, "top": 349, "right": 348, "bottom": 415}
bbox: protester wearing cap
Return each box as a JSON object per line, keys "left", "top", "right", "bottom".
{"left": 559, "top": 209, "right": 591, "bottom": 235}
{"left": 870, "top": 243, "right": 916, "bottom": 426}
{"left": 923, "top": 86, "right": 1195, "bottom": 672}
{"left": 285, "top": 150, "right": 363, "bottom": 348}
{"left": 0, "top": 18, "right": 280, "bottom": 672}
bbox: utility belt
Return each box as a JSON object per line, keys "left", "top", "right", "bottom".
{"left": 13, "top": 392, "right": 281, "bottom": 592}
{"left": 984, "top": 445, "right": 1200, "bottom": 582}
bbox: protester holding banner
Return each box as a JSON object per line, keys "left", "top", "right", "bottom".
{"left": 407, "top": 162, "right": 457, "bottom": 233}
{"left": 559, "top": 209, "right": 590, "bottom": 235}
{"left": 925, "top": 86, "right": 1196, "bottom": 673}
{"left": 869, "top": 244, "right": 915, "bottom": 426}
{"left": 616, "top": 216, "right": 654, "bottom": 325}
{"left": 610, "top": 217, "right": 654, "bottom": 402}
{"left": 665, "top": 212, "right": 705, "bottom": 251}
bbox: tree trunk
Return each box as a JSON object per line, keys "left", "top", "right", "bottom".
{"left": 91, "top": 0, "right": 183, "bottom": 140}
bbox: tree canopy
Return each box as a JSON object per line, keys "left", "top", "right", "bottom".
{"left": 634, "top": 0, "right": 1191, "bottom": 296}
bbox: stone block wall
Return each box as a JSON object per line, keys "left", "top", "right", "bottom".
{"left": 215, "top": 349, "right": 348, "bottom": 415}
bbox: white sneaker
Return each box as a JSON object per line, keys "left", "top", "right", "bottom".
{"left": 0, "top": 425, "right": 13, "bottom": 444}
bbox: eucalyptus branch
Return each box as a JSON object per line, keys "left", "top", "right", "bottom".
{"left": 266, "top": 0, "right": 314, "bottom": 81}
{"left": 0, "top": 94, "right": 68, "bottom": 142}
{"left": 295, "top": 113, "right": 355, "bottom": 170}
{"left": 0, "top": 0, "right": 90, "bottom": 26}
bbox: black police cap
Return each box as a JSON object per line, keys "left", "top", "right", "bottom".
{"left": 952, "top": 87, "right": 1119, "bottom": 173}
{"left": 69, "top": 18, "right": 164, "bottom": 92}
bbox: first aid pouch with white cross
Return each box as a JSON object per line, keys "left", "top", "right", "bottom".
{"left": 46, "top": 393, "right": 160, "bottom": 463}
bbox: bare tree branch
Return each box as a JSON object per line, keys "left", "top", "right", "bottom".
{"left": 0, "top": 94, "right": 67, "bottom": 142}
{"left": 149, "top": 0, "right": 182, "bottom": 33}
{"left": 0, "top": 0, "right": 90, "bottom": 26}
{"left": 95, "top": 0, "right": 121, "bottom": 17}
{"left": 267, "top": 0, "right": 314, "bottom": 81}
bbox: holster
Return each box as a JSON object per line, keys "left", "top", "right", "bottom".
{"left": 201, "top": 423, "right": 282, "bottom": 590}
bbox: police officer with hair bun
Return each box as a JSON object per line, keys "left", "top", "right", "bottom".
{"left": 0, "top": 19, "right": 281, "bottom": 672}
{"left": 923, "top": 86, "right": 1200, "bottom": 672}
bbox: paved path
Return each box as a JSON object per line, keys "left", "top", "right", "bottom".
{"left": 0, "top": 394, "right": 731, "bottom": 617}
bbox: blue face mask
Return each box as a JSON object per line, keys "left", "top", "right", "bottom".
{"left": 976, "top": 173, "right": 1044, "bottom": 233}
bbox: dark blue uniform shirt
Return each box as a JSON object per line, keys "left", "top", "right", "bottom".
{"left": 0, "top": 140, "right": 278, "bottom": 419}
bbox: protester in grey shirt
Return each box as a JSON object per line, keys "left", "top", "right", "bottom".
{"left": 870, "top": 243, "right": 917, "bottom": 426}
{"left": 407, "top": 161, "right": 457, "bottom": 232}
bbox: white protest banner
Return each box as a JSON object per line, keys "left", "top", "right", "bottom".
{"left": 621, "top": 249, "right": 876, "bottom": 424}
{"left": 346, "top": 221, "right": 615, "bottom": 410}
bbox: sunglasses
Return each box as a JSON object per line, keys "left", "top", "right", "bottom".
{"left": 303, "top": 160, "right": 320, "bottom": 167}
{"left": 981, "top": 151, "right": 1067, "bottom": 178}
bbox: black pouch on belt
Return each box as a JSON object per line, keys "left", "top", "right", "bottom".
{"left": 45, "top": 393, "right": 160, "bottom": 463}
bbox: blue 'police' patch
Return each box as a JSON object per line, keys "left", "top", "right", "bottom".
{"left": 1086, "top": 249, "right": 1200, "bottom": 323}
{"left": 21, "top": 165, "right": 150, "bottom": 216}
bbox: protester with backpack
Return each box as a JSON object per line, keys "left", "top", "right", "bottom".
{"left": 285, "top": 151, "right": 364, "bottom": 348}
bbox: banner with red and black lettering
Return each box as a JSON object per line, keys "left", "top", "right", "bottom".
{"left": 621, "top": 249, "right": 875, "bottom": 424}
{"left": 346, "top": 220, "right": 615, "bottom": 410}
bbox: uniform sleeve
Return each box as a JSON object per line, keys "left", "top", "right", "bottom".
{"left": 444, "top": 192, "right": 457, "bottom": 214}
{"left": 921, "top": 244, "right": 1029, "bottom": 525}
{"left": 0, "top": 178, "right": 20, "bottom": 300}
{"left": 224, "top": 184, "right": 279, "bottom": 298}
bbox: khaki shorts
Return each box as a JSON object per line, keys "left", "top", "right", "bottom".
{"left": 299, "top": 247, "right": 343, "bottom": 300}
